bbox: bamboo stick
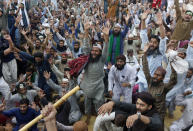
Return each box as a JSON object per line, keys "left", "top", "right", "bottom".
{"left": 19, "top": 86, "right": 80, "bottom": 131}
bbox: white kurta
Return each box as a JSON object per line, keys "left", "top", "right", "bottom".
{"left": 108, "top": 64, "right": 136, "bottom": 103}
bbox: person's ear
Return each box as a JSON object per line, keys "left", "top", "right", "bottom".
{"left": 148, "top": 105, "right": 152, "bottom": 110}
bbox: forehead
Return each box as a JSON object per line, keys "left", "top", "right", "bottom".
{"left": 92, "top": 47, "right": 100, "bottom": 51}
{"left": 154, "top": 70, "right": 162, "bottom": 75}
{"left": 117, "top": 59, "right": 124, "bottom": 62}
{"left": 150, "top": 38, "right": 158, "bottom": 42}
{"left": 188, "top": 70, "right": 193, "bottom": 73}
{"left": 137, "top": 98, "right": 147, "bottom": 105}
{"left": 20, "top": 104, "right": 28, "bottom": 107}
{"left": 114, "top": 27, "right": 120, "bottom": 30}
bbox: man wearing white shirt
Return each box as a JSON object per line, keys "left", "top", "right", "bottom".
{"left": 108, "top": 55, "right": 136, "bottom": 103}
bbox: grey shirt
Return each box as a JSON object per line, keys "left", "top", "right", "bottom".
{"left": 80, "top": 38, "right": 108, "bottom": 98}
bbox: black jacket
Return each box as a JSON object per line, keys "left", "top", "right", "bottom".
{"left": 114, "top": 101, "right": 162, "bottom": 131}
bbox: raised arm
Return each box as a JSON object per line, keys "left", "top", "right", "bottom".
{"left": 140, "top": 11, "right": 150, "bottom": 50}
{"left": 81, "top": 21, "right": 92, "bottom": 55}
{"left": 20, "top": 30, "right": 34, "bottom": 50}
{"left": 164, "top": 65, "right": 177, "bottom": 93}
{"left": 156, "top": 12, "right": 167, "bottom": 55}
{"left": 101, "top": 21, "right": 111, "bottom": 62}
{"left": 44, "top": 71, "right": 62, "bottom": 96}
{"left": 121, "top": 13, "right": 130, "bottom": 38}
{"left": 18, "top": 51, "right": 34, "bottom": 63}
{"left": 108, "top": 67, "right": 115, "bottom": 97}
{"left": 186, "top": 41, "right": 193, "bottom": 60}
{"left": 174, "top": 0, "right": 181, "bottom": 21}
{"left": 142, "top": 52, "right": 151, "bottom": 84}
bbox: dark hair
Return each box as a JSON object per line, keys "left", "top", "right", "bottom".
{"left": 116, "top": 55, "right": 126, "bottom": 62}
{"left": 33, "top": 52, "right": 43, "bottom": 58}
{"left": 189, "top": 68, "right": 193, "bottom": 73}
{"left": 19, "top": 98, "right": 29, "bottom": 105}
{"left": 25, "top": 67, "right": 33, "bottom": 73}
{"left": 137, "top": 92, "right": 155, "bottom": 106}
{"left": 150, "top": 35, "right": 160, "bottom": 43}
{"left": 74, "top": 41, "right": 80, "bottom": 45}
{"left": 59, "top": 40, "right": 64, "bottom": 43}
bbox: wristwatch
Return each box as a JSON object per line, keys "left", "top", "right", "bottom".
{"left": 137, "top": 112, "right": 141, "bottom": 120}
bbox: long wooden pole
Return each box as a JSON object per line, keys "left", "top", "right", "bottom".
{"left": 19, "top": 86, "right": 80, "bottom": 131}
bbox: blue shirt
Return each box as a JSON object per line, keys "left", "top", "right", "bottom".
{"left": 2, "top": 107, "right": 40, "bottom": 131}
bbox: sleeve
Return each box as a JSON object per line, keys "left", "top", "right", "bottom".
{"left": 66, "top": 39, "right": 74, "bottom": 51}
{"left": 93, "top": 112, "right": 115, "bottom": 131}
{"left": 10, "top": 25, "right": 17, "bottom": 43}
{"left": 159, "top": 37, "right": 167, "bottom": 56}
{"left": 108, "top": 67, "right": 115, "bottom": 91}
{"left": 174, "top": 0, "right": 181, "bottom": 21}
{"left": 164, "top": 66, "right": 177, "bottom": 93}
{"left": 142, "top": 54, "right": 151, "bottom": 84}
{"left": 0, "top": 51, "right": 4, "bottom": 58}
{"left": 56, "top": 122, "right": 73, "bottom": 131}
{"left": 147, "top": 113, "right": 162, "bottom": 130}
{"left": 5, "top": 93, "right": 20, "bottom": 103}
{"left": 175, "top": 94, "right": 187, "bottom": 106}
{"left": 46, "top": 79, "right": 62, "bottom": 96}
{"left": 128, "top": 66, "right": 136, "bottom": 87}
{"left": 121, "top": 24, "right": 129, "bottom": 38}
{"left": 2, "top": 109, "right": 16, "bottom": 117}
{"left": 51, "top": 64, "right": 64, "bottom": 79}
{"left": 140, "top": 29, "right": 149, "bottom": 50}
{"left": 186, "top": 44, "right": 193, "bottom": 60}
{"left": 101, "top": 42, "right": 109, "bottom": 62}
{"left": 81, "top": 37, "right": 91, "bottom": 55}
{"left": 29, "top": 90, "right": 38, "bottom": 98}
{"left": 19, "top": 51, "right": 34, "bottom": 63}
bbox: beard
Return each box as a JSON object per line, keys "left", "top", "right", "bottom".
{"left": 89, "top": 53, "right": 101, "bottom": 63}
{"left": 146, "top": 47, "right": 159, "bottom": 56}
{"left": 151, "top": 79, "right": 162, "bottom": 86}
{"left": 74, "top": 48, "right": 79, "bottom": 53}
{"left": 113, "top": 30, "right": 120, "bottom": 37}
{"left": 115, "top": 64, "right": 125, "bottom": 70}
{"left": 35, "top": 46, "right": 41, "bottom": 50}
{"left": 36, "top": 61, "right": 43, "bottom": 66}
{"left": 61, "top": 59, "right": 67, "bottom": 64}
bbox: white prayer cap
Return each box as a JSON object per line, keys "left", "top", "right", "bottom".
{"left": 62, "top": 78, "right": 69, "bottom": 83}
{"left": 114, "top": 23, "right": 121, "bottom": 28}
{"left": 42, "top": 23, "right": 50, "bottom": 28}
{"left": 184, "top": 88, "right": 192, "bottom": 93}
{"left": 178, "top": 48, "right": 187, "bottom": 53}
{"left": 19, "top": 83, "right": 25, "bottom": 89}
{"left": 186, "top": 4, "right": 193, "bottom": 13}
{"left": 93, "top": 44, "right": 102, "bottom": 50}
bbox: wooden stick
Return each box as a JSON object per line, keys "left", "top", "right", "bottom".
{"left": 19, "top": 86, "right": 80, "bottom": 131}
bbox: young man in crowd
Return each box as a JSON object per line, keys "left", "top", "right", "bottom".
{"left": 97, "top": 92, "right": 162, "bottom": 131}
{"left": 0, "top": 98, "right": 40, "bottom": 131}
{"left": 108, "top": 55, "right": 136, "bottom": 103}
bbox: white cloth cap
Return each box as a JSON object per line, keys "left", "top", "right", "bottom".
{"left": 93, "top": 44, "right": 102, "bottom": 50}
{"left": 62, "top": 78, "right": 69, "bottom": 83}
{"left": 42, "top": 23, "right": 50, "bottom": 28}
{"left": 115, "top": 23, "right": 121, "bottom": 28}
{"left": 184, "top": 88, "right": 192, "bottom": 93}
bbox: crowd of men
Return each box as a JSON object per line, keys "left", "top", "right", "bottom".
{"left": 0, "top": 0, "right": 193, "bottom": 130}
